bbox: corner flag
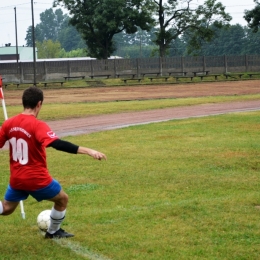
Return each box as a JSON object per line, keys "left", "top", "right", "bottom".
{"left": 0, "top": 75, "right": 25, "bottom": 219}
{"left": 0, "top": 76, "right": 3, "bottom": 99}
{"left": 0, "top": 76, "right": 8, "bottom": 120}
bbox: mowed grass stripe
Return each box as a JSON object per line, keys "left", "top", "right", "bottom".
{"left": 54, "top": 239, "right": 112, "bottom": 260}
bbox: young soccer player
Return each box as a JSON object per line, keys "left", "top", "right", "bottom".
{"left": 0, "top": 86, "right": 107, "bottom": 238}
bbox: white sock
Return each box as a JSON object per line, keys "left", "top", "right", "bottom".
{"left": 47, "top": 207, "right": 66, "bottom": 234}
{"left": 0, "top": 201, "right": 3, "bottom": 214}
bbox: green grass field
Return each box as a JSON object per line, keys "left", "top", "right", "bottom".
{"left": 0, "top": 94, "right": 260, "bottom": 259}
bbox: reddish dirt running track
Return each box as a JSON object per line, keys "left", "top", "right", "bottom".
{"left": 44, "top": 80, "right": 260, "bottom": 136}
{"left": 48, "top": 100, "right": 260, "bottom": 137}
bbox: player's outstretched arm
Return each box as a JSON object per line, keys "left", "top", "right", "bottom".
{"left": 77, "top": 146, "right": 107, "bottom": 160}
{"left": 48, "top": 139, "right": 106, "bottom": 160}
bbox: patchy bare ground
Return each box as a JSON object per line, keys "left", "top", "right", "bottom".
{"left": 3, "top": 80, "right": 260, "bottom": 136}
{"left": 3, "top": 80, "right": 260, "bottom": 105}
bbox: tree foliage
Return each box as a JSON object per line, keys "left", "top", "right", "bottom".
{"left": 242, "top": 27, "right": 260, "bottom": 54}
{"left": 113, "top": 27, "right": 157, "bottom": 57}
{"left": 59, "top": 48, "right": 88, "bottom": 58}
{"left": 36, "top": 40, "right": 62, "bottom": 58}
{"left": 37, "top": 8, "right": 66, "bottom": 41}
{"left": 25, "top": 8, "right": 86, "bottom": 52}
{"left": 25, "top": 8, "right": 67, "bottom": 46}
{"left": 152, "top": 0, "right": 232, "bottom": 57}
{"left": 244, "top": 0, "right": 260, "bottom": 32}
{"left": 113, "top": 23, "right": 260, "bottom": 58}
{"left": 25, "top": 26, "right": 44, "bottom": 47}
{"left": 24, "top": 2, "right": 260, "bottom": 59}
{"left": 54, "top": 0, "right": 155, "bottom": 59}
{"left": 58, "top": 18, "right": 86, "bottom": 51}
{"left": 183, "top": 24, "right": 246, "bottom": 56}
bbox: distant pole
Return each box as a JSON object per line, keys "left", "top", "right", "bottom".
{"left": 31, "top": 0, "right": 37, "bottom": 86}
{"left": 14, "top": 7, "right": 19, "bottom": 73}
{"left": 139, "top": 29, "right": 142, "bottom": 58}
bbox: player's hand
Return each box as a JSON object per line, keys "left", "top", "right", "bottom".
{"left": 77, "top": 146, "right": 107, "bottom": 160}
{"left": 92, "top": 151, "right": 107, "bottom": 161}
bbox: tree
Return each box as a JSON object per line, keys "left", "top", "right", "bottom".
{"left": 25, "top": 26, "right": 44, "bottom": 47}
{"left": 114, "top": 28, "right": 154, "bottom": 47}
{"left": 168, "top": 37, "right": 186, "bottom": 56}
{"left": 37, "top": 8, "right": 68, "bottom": 41}
{"left": 152, "top": 0, "right": 232, "bottom": 57}
{"left": 25, "top": 8, "right": 68, "bottom": 46}
{"left": 243, "top": 27, "right": 260, "bottom": 54}
{"left": 215, "top": 25, "right": 246, "bottom": 55}
{"left": 25, "top": 8, "right": 86, "bottom": 52}
{"left": 36, "top": 40, "right": 62, "bottom": 58}
{"left": 54, "top": 0, "right": 155, "bottom": 59}
{"left": 59, "top": 48, "right": 88, "bottom": 58}
{"left": 113, "top": 27, "right": 157, "bottom": 57}
{"left": 57, "top": 17, "right": 86, "bottom": 52}
{"left": 244, "top": 0, "right": 260, "bottom": 32}
{"left": 184, "top": 24, "right": 246, "bottom": 56}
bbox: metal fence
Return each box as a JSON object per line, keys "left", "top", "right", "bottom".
{"left": 1, "top": 55, "right": 260, "bottom": 83}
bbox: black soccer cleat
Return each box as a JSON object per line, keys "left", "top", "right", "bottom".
{"left": 45, "top": 228, "right": 74, "bottom": 239}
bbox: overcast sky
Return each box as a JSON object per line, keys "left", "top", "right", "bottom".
{"left": 0, "top": 0, "right": 257, "bottom": 47}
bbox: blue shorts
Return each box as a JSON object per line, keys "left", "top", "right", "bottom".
{"left": 4, "top": 179, "right": 62, "bottom": 202}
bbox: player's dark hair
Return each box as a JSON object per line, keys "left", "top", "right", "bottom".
{"left": 22, "top": 86, "right": 44, "bottom": 109}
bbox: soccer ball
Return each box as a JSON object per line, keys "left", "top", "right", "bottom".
{"left": 37, "top": 210, "right": 51, "bottom": 232}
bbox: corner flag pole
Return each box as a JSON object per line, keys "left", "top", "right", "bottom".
{"left": 0, "top": 76, "right": 25, "bottom": 219}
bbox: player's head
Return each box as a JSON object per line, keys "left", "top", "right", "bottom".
{"left": 22, "top": 86, "right": 44, "bottom": 109}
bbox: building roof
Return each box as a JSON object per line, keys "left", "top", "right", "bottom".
{"left": 0, "top": 46, "right": 37, "bottom": 60}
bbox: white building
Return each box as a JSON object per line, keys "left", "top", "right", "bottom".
{"left": 0, "top": 46, "right": 37, "bottom": 61}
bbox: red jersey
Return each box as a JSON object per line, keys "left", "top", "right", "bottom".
{"left": 0, "top": 114, "right": 59, "bottom": 191}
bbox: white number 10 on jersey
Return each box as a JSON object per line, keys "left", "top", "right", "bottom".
{"left": 9, "top": 137, "right": 28, "bottom": 165}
